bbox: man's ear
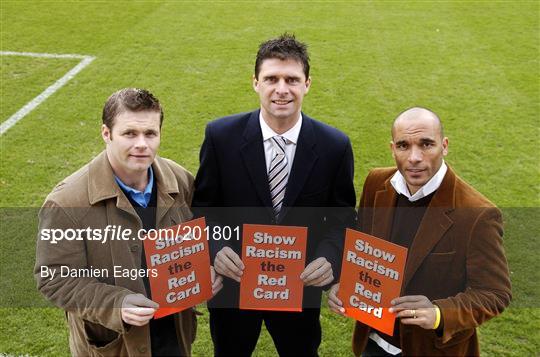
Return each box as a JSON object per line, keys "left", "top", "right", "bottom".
{"left": 305, "top": 76, "right": 312, "bottom": 94}
{"left": 390, "top": 141, "right": 396, "bottom": 159}
{"left": 442, "top": 137, "right": 449, "bottom": 156}
{"left": 252, "top": 74, "right": 259, "bottom": 93}
{"left": 101, "top": 124, "right": 112, "bottom": 143}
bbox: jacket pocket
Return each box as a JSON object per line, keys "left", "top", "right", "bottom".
{"left": 83, "top": 319, "right": 124, "bottom": 356}
{"left": 434, "top": 327, "right": 475, "bottom": 349}
{"left": 425, "top": 251, "right": 456, "bottom": 264}
{"left": 419, "top": 251, "right": 457, "bottom": 277}
{"left": 415, "top": 252, "right": 459, "bottom": 299}
{"left": 297, "top": 186, "right": 329, "bottom": 206}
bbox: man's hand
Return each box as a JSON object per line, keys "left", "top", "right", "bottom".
{"left": 300, "top": 257, "right": 333, "bottom": 287}
{"left": 328, "top": 283, "right": 346, "bottom": 316}
{"left": 389, "top": 295, "right": 437, "bottom": 329}
{"left": 214, "top": 247, "right": 244, "bottom": 282}
{"left": 210, "top": 266, "right": 223, "bottom": 296}
{"left": 121, "top": 293, "right": 159, "bottom": 326}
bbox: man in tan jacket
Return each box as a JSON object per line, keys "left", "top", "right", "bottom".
{"left": 329, "top": 107, "right": 511, "bottom": 356}
{"left": 35, "top": 88, "right": 221, "bottom": 356}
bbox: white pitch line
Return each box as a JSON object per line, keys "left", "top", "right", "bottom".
{"left": 0, "top": 51, "right": 96, "bottom": 135}
{"left": 0, "top": 51, "right": 89, "bottom": 59}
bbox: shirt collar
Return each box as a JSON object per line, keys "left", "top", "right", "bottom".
{"left": 114, "top": 166, "right": 154, "bottom": 207}
{"left": 259, "top": 112, "right": 302, "bottom": 145}
{"left": 390, "top": 161, "right": 448, "bottom": 202}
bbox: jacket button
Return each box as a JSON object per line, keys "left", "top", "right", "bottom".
{"left": 130, "top": 244, "right": 139, "bottom": 252}
{"left": 138, "top": 346, "right": 147, "bottom": 353}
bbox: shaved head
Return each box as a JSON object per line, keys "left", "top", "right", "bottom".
{"left": 392, "top": 107, "right": 444, "bottom": 140}
{"left": 390, "top": 107, "right": 448, "bottom": 195}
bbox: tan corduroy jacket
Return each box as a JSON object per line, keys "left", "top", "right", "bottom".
{"left": 35, "top": 151, "right": 197, "bottom": 356}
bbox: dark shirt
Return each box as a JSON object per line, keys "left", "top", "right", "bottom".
{"left": 390, "top": 192, "right": 435, "bottom": 249}
{"left": 378, "top": 192, "right": 435, "bottom": 348}
{"left": 121, "top": 182, "right": 182, "bottom": 357}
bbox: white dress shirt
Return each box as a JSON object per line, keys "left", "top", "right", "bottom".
{"left": 259, "top": 112, "right": 302, "bottom": 173}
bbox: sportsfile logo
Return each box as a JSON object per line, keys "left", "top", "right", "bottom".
{"left": 39, "top": 224, "right": 242, "bottom": 244}
{"left": 39, "top": 225, "right": 193, "bottom": 244}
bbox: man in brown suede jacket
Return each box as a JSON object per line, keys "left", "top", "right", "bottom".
{"left": 35, "top": 88, "right": 221, "bottom": 356}
{"left": 329, "top": 107, "right": 511, "bottom": 356}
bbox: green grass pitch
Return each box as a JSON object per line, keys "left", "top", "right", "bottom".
{"left": 1, "top": 1, "right": 538, "bottom": 356}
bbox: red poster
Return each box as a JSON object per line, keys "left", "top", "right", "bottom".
{"left": 143, "top": 217, "right": 212, "bottom": 319}
{"left": 239, "top": 224, "right": 307, "bottom": 312}
{"left": 338, "top": 229, "right": 408, "bottom": 335}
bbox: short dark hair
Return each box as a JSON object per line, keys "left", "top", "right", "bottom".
{"left": 255, "top": 33, "right": 310, "bottom": 79}
{"left": 102, "top": 88, "right": 163, "bottom": 129}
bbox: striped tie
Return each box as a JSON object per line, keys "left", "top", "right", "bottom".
{"left": 268, "top": 136, "right": 288, "bottom": 218}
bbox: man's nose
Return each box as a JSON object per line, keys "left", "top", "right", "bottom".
{"left": 408, "top": 146, "right": 422, "bottom": 163}
{"left": 134, "top": 135, "right": 148, "bottom": 149}
{"left": 275, "top": 79, "right": 289, "bottom": 94}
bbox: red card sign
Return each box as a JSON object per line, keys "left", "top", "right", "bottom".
{"left": 240, "top": 224, "right": 307, "bottom": 312}
{"left": 143, "top": 217, "right": 212, "bottom": 318}
{"left": 338, "top": 228, "right": 408, "bottom": 335}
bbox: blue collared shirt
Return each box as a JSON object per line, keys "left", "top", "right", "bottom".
{"left": 114, "top": 167, "right": 154, "bottom": 208}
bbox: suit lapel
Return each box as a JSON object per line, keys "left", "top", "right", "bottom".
{"left": 403, "top": 168, "right": 456, "bottom": 287}
{"left": 152, "top": 157, "right": 181, "bottom": 228}
{"left": 240, "top": 111, "right": 274, "bottom": 214}
{"left": 372, "top": 179, "right": 397, "bottom": 240}
{"left": 156, "top": 189, "right": 175, "bottom": 228}
{"left": 280, "top": 115, "right": 318, "bottom": 221}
